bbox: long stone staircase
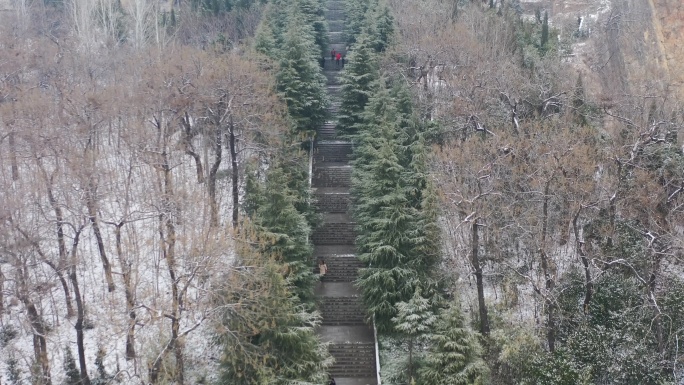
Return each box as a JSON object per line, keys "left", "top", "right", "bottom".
{"left": 313, "top": 1, "right": 378, "bottom": 384}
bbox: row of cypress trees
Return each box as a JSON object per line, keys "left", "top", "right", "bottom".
{"left": 340, "top": 1, "right": 490, "bottom": 384}
{"left": 214, "top": 0, "right": 333, "bottom": 383}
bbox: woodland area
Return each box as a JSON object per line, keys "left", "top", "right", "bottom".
{"left": 1, "top": 0, "right": 684, "bottom": 384}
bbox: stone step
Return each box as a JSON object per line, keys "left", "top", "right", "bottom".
{"left": 325, "top": 8, "right": 345, "bottom": 20}
{"left": 314, "top": 189, "right": 350, "bottom": 214}
{"left": 329, "top": 43, "right": 346, "bottom": 52}
{"left": 311, "top": 213, "right": 355, "bottom": 245}
{"left": 314, "top": 245, "right": 356, "bottom": 256}
{"left": 314, "top": 255, "right": 364, "bottom": 280}
{"left": 327, "top": 84, "right": 342, "bottom": 97}
{"left": 312, "top": 164, "right": 351, "bottom": 188}
{"left": 329, "top": 31, "right": 345, "bottom": 45}
{"left": 328, "top": 20, "right": 344, "bottom": 33}
{"left": 323, "top": 70, "right": 342, "bottom": 85}
{"left": 321, "top": 296, "right": 366, "bottom": 325}
{"left": 314, "top": 140, "right": 351, "bottom": 163}
{"left": 317, "top": 122, "right": 338, "bottom": 140}
{"left": 326, "top": 1, "right": 345, "bottom": 11}
{"left": 329, "top": 343, "right": 376, "bottom": 378}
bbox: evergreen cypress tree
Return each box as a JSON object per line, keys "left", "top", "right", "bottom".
{"left": 63, "top": 346, "right": 81, "bottom": 385}
{"left": 6, "top": 355, "right": 23, "bottom": 385}
{"left": 337, "top": 32, "right": 379, "bottom": 137}
{"left": 352, "top": 80, "right": 424, "bottom": 331}
{"left": 418, "top": 306, "right": 488, "bottom": 385}
{"left": 541, "top": 11, "right": 549, "bottom": 49}
{"left": 296, "top": 0, "right": 330, "bottom": 57}
{"left": 254, "top": 16, "right": 278, "bottom": 57}
{"left": 92, "top": 346, "right": 111, "bottom": 385}
{"left": 253, "top": 165, "right": 317, "bottom": 304}
{"left": 276, "top": 10, "right": 329, "bottom": 137}
{"left": 343, "top": 0, "right": 371, "bottom": 45}
{"left": 393, "top": 287, "right": 437, "bottom": 383}
{"left": 369, "top": 2, "right": 394, "bottom": 53}
{"left": 216, "top": 235, "right": 332, "bottom": 385}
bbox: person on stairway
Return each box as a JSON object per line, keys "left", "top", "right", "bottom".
{"left": 328, "top": 376, "right": 336, "bottom": 385}
{"left": 319, "top": 259, "right": 328, "bottom": 277}
{"left": 341, "top": 55, "right": 345, "bottom": 67}
{"left": 336, "top": 52, "right": 341, "bottom": 67}
{"left": 320, "top": 56, "right": 326, "bottom": 68}
{"left": 330, "top": 49, "right": 336, "bottom": 62}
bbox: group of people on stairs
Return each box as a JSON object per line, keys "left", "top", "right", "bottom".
{"left": 320, "top": 49, "right": 345, "bottom": 68}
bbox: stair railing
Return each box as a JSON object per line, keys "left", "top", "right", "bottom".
{"left": 373, "top": 315, "right": 381, "bottom": 385}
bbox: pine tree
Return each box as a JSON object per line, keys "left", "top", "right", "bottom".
{"left": 541, "top": 11, "right": 549, "bottom": 50}
{"left": 253, "top": 165, "right": 317, "bottom": 304}
{"left": 337, "top": 32, "right": 379, "bottom": 137}
{"left": 296, "top": 0, "right": 330, "bottom": 57}
{"left": 216, "top": 234, "right": 332, "bottom": 385}
{"left": 343, "top": 0, "right": 371, "bottom": 45}
{"left": 254, "top": 16, "right": 278, "bottom": 57}
{"left": 92, "top": 346, "right": 111, "bottom": 385}
{"left": 393, "top": 287, "right": 437, "bottom": 383}
{"left": 6, "top": 355, "right": 23, "bottom": 385}
{"left": 370, "top": 2, "right": 394, "bottom": 53}
{"left": 63, "top": 346, "right": 81, "bottom": 385}
{"left": 276, "top": 11, "right": 329, "bottom": 137}
{"left": 352, "top": 80, "right": 423, "bottom": 331}
{"left": 418, "top": 306, "right": 488, "bottom": 385}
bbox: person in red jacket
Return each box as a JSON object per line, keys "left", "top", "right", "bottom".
{"left": 336, "top": 52, "right": 342, "bottom": 67}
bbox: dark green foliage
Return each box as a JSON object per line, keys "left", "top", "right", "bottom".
{"left": 250, "top": 164, "right": 317, "bottom": 304}
{"left": 0, "top": 324, "right": 18, "bottom": 347}
{"left": 526, "top": 349, "right": 584, "bottom": 385}
{"left": 92, "top": 346, "right": 113, "bottom": 385}
{"left": 343, "top": 0, "right": 371, "bottom": 44}
{"left": 6, "top": 355, "right": 23, "bottom": 385}
{"left": 193, "top": 0, "right": 261, "bottom": 14}
{"left": 337, "top": 32, "right": 379, "bottom": 136}
{"left": 296, "top": 0, "right": 330, "bottom": 57}
{"left": 254, "top": 16, "right": 278, "bottom": 56}
{"left": 419, "top": 305, "right": 488, "bottom": 385}
{"left": 367, "top": 2, "right": 395, "bottom": 53}
{"left": 63, "top": 346, "right": 81, "bottom": 385}
{"left": 352, "top": 79, "right": 442, "bottom": 332}
{"left": 276, "top": 11, "right": 329, "bottom": 137}
{"left": 572, "top": 74, "right": 588, "bottom": 126}
{"left": 215, "top": 246, "right": 331, "bottom": 385}
{"left": 540, "top": 11, "right": 549, "bottom": 49}
{"left": 393, "top": 288, "right": 437, "bottom": 383}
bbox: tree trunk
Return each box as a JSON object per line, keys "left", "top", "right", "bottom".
{"left": 472, "top": 218, "right": 490, "bottom": 336}
{"left": 572, "top": 207, "right": 592, "bottom": 314}
{"left": 649, "top": 245, "right": 664, "bottom": 354}
{"left": 46, "top": 182, "right": 75, "bottom": 317}
{"left": 9, "top": 131, "right": 19, "bottom": 181}
{"left": 150, "top": 155, "right": 184, "bottom": 384}
{"left": 540, "top": 181, "right": 555, "bottom": 352}
{"left": 68, "top": 230, "right": 91, "bottom": 385}
{"left": 208, "top": 119, "right": 223, "bottom": 228}
{"left": 114, "top": 224, "right": 137, "bottom": 360}
{"left": 181, "top": 112, "right": 205, "bottom": 184}
{"left": 17, "top": 263, "right": 52, "bottom": 385}
{"left": 85, "top": 187, "right": 116, "bottom": 292}
{"left": 0, "top": 267, "right": 3, "bottom": 314}
{"left": 229, "top": 115, "right": 239, "bottom": 229}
